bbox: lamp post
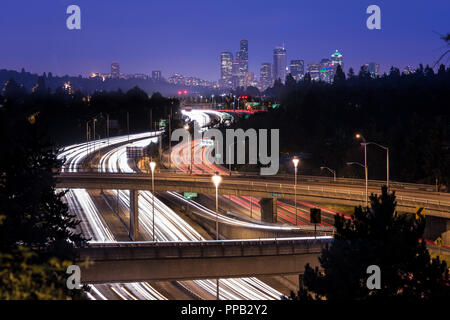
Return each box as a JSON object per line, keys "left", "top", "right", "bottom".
{"left": 212, "top": 172, "right": 222, "bottom": 300}
{"left": 355, "top": 134, "right": 369, "bottom": 206}
{"left": 292, "top": 157, "right": 300, "bottom": 226}
{"left": 150, "top": 160, "right": 156, "bottom": 241}
{"left": 347, "top": 161, "right": 368, "bottom": 207}
{"left": 320, "top": 166, "right": 336, "bottom": 182}
{"left": 356, "top": 133, "right": 390, "bottom": 189}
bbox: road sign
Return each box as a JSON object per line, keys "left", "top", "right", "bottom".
{"left": 268, "top": 193, "right": 282, "bottom": 198}
{"left": 415, "top": 207, "right": 425, "bottom": 220}
{"left": 310, "top": 208, "right": 322, "bottom": 224}
{"left": 434, "top": 237, "right": 443, "bottom": 247}
{"left": 183, "top": 192, "right": 198, "bottom": 199}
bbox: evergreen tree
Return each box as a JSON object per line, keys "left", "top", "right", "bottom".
{"left": 294, "top": 187, "right": 449, "bottom": 300}
{"left": 0, "top": 111, "right": 89, "bottom": 299}
{"left": 347, "top": 67, "right": 355, "bottom": 79}
{"left": 333, "top": 65, "right": 346, "bottom": 84}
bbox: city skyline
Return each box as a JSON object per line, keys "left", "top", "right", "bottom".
{"left": 0, "top": 1, "right": 448, "bottom": 81}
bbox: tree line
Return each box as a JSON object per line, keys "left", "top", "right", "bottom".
{"left": 234, "top": 64, "right": 450, "bottom": 187}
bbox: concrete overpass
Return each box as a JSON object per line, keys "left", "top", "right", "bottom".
{"left": 57, "top": 172, "right": 450, "bottom": 218}
{"left": 77, "top": 237, "right": 332, "bottom": 283}
{"left": 57, "top": 172, "right": 450, "bottom": 243}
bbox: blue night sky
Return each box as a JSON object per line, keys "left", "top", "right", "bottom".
{"left": 0, "top": 0, "right": 449, "bottom": 81}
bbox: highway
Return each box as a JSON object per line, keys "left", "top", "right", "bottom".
{"left": 172, "top": 110, "right": 344, "bottom": 227}
{"left": 59, "top": 132, "right": 286, "bottom": 300}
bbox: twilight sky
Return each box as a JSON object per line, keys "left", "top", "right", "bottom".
{"left": 0, "top": 0, "right": 449, "bottom": 81}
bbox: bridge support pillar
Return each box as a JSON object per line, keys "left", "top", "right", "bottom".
{"left": 129, "top": 190, "right": 139, "bottom": 241}
{"left": 259, "top": 198, "right": 277, "bottom": 223}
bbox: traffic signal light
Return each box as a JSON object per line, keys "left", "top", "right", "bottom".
{"left": 310, "top": 208, "right": 321, "bottom": 224}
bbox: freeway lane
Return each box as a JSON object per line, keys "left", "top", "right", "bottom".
{"left": 59, "top": 133, "right": 172, "bottom": 300}
{"left": 83, "top": 132, "right": 286, "bottom": 299}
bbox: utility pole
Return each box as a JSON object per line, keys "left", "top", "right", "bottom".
{"left": 168, "top": 114, "right": 172, "bottom": 169}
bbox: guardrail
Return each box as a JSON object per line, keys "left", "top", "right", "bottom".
{"left": 58, "top": 168, "right": 441, "bottom": 193}
{"left": 57, "top": 172, "right": 450, "bottom": 214}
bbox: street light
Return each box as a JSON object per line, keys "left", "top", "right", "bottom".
{"left": 355, "top": 134, "right": 369, "bottom": 207}
{"left": 356, "top": 133, "right": 390, "bottom": 189}
{"left": 292, "top": 157, "right": 300, "bottom": 226}
{"left": 361, "top": 141, "right": 389, "bottom": 189}
{"left": 320, "top": 166, "right": 336, "bottom": 182}
{"left": 347, "top": 161, "right": 368, "bottom": 207}
{"left": 211, "top": 172, "right": 222, "bottom": 300}
{"left": 150, "top": 160, "right": 156, "bottom": 242}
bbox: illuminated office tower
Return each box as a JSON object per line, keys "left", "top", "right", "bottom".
{"left": 237, "top": 39, "right": 249, "bottom": 74}
{"left": 259, "top": 63, "right": 272, "bottom": 91}
{"left": 331, "top": 50, "right": 344, "bottom": 70}
{"left": 365, "top": 62, "right": 379, "bottom": 78}
{"left": 319, "top": 58, "right": 333, "bottom": 83}
{"left": 220, "top": 52, "right": 233, "bottom": 88}
{"left": 289, "top": 60, "right": 304, "bottom": 80}
{"left": 307, "top": 62, "right": 320, "bottom": 81}
{"left": 273, "top": 46, "right": 287, "bottom": 83}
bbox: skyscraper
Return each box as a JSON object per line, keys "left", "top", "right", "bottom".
{"left": 231, "top": 59, "right": 242, "bottom": 88}
{"left": 307, "top": 62, "right": 320, "bottom": 81}
{"left": 319, "top": 58, "right": 333, "bottom": 83}
{"left": 365, "top": 62, "right": 379, "bottom": 78}
{"left": 289, "top": 60, "right": 304, "bottom": 81}
{"left": 220, "top": 52, "right": 233, "bottom": 88}
{"left": 273, "top": 46, "right": 287, "bottom": 83}
{"left": 331, "top": 50, "right": 343, "bottom": 70}
{"left": 111, "top": 62, "right": 120, "bottom": 79}
{"left": 244, "top": 72, "right": 255, "bottom": 88}
{"left": 152, "top": 70, "right": 162, "bottom": 81}
{"left": 237, "top": 40, "right": 249, "bottom": 74}
{"left": 259, "top": 63, "right": 272, "bottom": 91}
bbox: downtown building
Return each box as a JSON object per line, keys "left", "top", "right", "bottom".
{"left": 273, "top": 46, "right": 287, "bottom": 83}
{"left": 259, "top": 63, "right": 272, "bottom": 91}
{"left": 220, "top": 52, "right": 234, "bottom": 88}
{"left": 319, "top": 58, "right": 334, "bottom": 83}
{"left": 331, "top": 50, "right": 344, "bottom": 71}
{"left": 220, "top": 39, "right": 249, "bottom": 89}
{"left": 306, "top": 62, "right": 320, "bottom": 81}
{"left": 289, "top": 60, "right": 304, "bottom": 81}
{"left": 365, "top": 62, "right": 379, "bottom": 78}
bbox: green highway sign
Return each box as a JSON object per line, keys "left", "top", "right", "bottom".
{"left": 268, "top": 193, "right": 282, "bottom": 198}
{"left": 183, "top": 192, "right": 198, "bottom": 199}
